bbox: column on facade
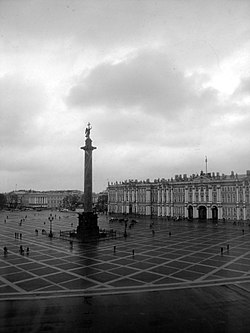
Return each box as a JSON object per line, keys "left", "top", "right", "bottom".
{"left": 207, "top": 207, "right": 212, "bottom": 219}
{"left": 193, "top": 206, "right": 198, "bottom": 218}
{"left": 135, "top": 188, "right": 138, "bottom": 215}
{"left": 170, "top": 188, "right": 174, "bottom": 217}
{"left": 243, "top": 185, "right": 246, "bottom": 204}
{"left": 146, "top": 188, "right": 151, "bottom": 216}
{"left": 236, "top": 186, "right": 239, "bottom": 220}
{"left": 161, "top": 188, "right": 165, "bottom": 217}
{"left": 163, "top": 188, "right": 168, "bottom": 216}
{"left": 243, "top": 186, "right": 246, "bottom": 220}
{"left": 115, "top": 189, "right": 118, "bottom": 204}
{"left": 184, "top": 187, "right": 188, "bottom": 203}
{"left": 184, "top": 187, "right": 188, "bottom": 218}
{"left": 217, "top": 186, "right": 221, "bottom": 203}
{"left": 218, "top": 206, "right": 223, "bottom": 219}
{"left": 120, "top": 188, "right": 124, "bottom": 214}
{"left": 192, "top": 186, "right": 195, "bottom": 204}
{"left": 243, "top": 206, "right": 246, "bottom": 220}
{"left": 157, "top": 187, "right": 161, "bottom": 216}
{"left": 208, "top": 187, "right": 212, "bottom": 203}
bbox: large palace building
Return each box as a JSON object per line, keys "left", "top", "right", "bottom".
{"left": 107, "top": 170, "right": 250, "bottom": 221}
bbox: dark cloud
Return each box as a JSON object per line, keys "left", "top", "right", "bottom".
{"left": 67, "top": 50, "right": 218, "bottom": 118}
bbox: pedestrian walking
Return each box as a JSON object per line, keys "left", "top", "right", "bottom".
{"left": 26, "top": 247, "right": 30, "bottom": 255}
{"left": 3, "top": 246, "right": 8, "bottom": 255}
{"left": 19, "top": 245, "right": 24, "bottom": 255}
{"left": 20, "top": 233, "right": 22, "bottom": 240}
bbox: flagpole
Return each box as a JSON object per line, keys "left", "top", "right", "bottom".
{"left": 205, "top": 156, "right": 208, "bottom": 174}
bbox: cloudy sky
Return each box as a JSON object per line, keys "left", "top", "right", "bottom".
{"left": 1, "top": 0, "right": 250, "bottom": 193}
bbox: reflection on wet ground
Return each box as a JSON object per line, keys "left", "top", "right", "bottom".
{"left": 0, "top": 210, "right": 250, "bottom": 298}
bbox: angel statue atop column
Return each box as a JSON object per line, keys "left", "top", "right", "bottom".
{"left": 85, "top": 122, "right": 92, "bottom": 138}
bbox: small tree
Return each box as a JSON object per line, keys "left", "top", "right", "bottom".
{"left": 62, "top": 194, "right": 81, "bottom": 210}
{"left": 9, "top": 193, "right": 18, "bottom": 209}
{"left": 0, "top": 193, "right": 7, "bottom": 209}
{"left": 96, "top": 192, "right": 108, "bottom": 213}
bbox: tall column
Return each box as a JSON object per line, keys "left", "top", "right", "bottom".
{"left": 77, "top": 123, "right": 99, "bottom": 240}
{"left": 81, "top": 136, "right": 96, "bottom": 212}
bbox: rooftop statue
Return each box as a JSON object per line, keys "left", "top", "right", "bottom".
{"left": 85, "top": 122, "right": 92, "bottom": 138}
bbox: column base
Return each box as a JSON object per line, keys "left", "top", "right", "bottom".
{"left": 77, "top": 212, "right": 99, "bottom": 241}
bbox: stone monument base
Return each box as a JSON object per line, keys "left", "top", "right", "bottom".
{"left": 76, "top": 212, "right": 99, "bottom": 241}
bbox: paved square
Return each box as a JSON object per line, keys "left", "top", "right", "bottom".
{"left": 0, "top": 210, "right": 250, "bottom": 298}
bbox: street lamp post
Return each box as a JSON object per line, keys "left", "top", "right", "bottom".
{"left": 48, "top": 213, "right": 54, "bottom": 238}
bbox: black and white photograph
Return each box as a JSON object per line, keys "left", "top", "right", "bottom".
{"left": 0, "top": 0, "right": 250, "bottom": 332}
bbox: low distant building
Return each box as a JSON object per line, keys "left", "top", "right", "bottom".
{"left": 6, "top": 190, "right": 82, "bottom": 210}
{"left": 5, "top": 190, "right": 106, "bottom": 211}
{"left": 25, "top": 191, "right": 48, "bottom": 209}
{"left": 107, "top": 170, "right": 250, "bottom": 221}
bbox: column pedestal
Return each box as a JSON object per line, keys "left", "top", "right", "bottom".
{"left": 77, "top": 212, "right": 99, "bottom": 241}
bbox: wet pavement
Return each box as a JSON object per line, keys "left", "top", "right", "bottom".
{"left": 0, "top": 211, "right": 250, "bottom": 331}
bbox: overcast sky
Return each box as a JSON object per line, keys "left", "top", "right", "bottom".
{"left": 1, "top": 0, "right": 250, "bottom": 193}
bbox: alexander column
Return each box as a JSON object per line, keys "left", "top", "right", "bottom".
{"left": 77, "top": 123, "right": 99, "bottom": 240}
{"left": 82, "top": 122, "right": 96, "bottom": 212}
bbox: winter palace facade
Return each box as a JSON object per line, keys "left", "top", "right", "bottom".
{"left": 107, "top": 170, "right": 250, "bottom": 221}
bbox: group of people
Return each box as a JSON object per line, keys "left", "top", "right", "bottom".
{"left": 2, "top": 214, "right": 30, "bottom": 256}
{"left": 19, "top": 245, "right": 29, "bottom": 255}
{"left": 3, "top": 245, "right": 30, "bottom": 255}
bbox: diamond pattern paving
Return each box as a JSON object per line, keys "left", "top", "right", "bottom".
{"left": 0, "top": 210, "right": 250, "bottom": 298}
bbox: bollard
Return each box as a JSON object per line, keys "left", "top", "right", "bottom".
{"left": 227, "top": 244, "right": 229, "bottom": 251}
{"left": 132, "top": 249, "right": 135, "bottom": 256}
{"left": 221, "top": 247, "right": 223, "bottom": 255}
{"left": 113, "top": 245, "right": 116, "bottom": 253}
